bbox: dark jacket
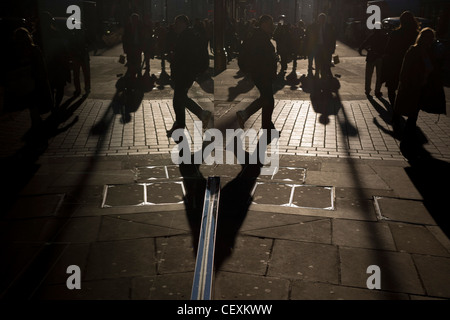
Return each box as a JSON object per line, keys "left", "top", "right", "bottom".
{"left": 305, "top": 21, "right": 336, "bottom": 55}
{"left": 245, "top": 28, "right": 278, "bottom": 81}
{"left": 170, "top": 27, "right": 199, "bottom": 83}
{"left": 359, "top": 30, "right": 388, "bottom": 62}
{"left": 382, "top": 28, "right": 419, "bottom": 87}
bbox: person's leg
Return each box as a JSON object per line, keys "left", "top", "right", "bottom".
{"left": 255, "top": 80, "right": 275, "bottom": 130}
{"left": 82, "top": 53, "right": 91, "bottom": 93}
{"left": 73, "top": 59, "right": 82, "bottom": 95}
{"left": 365, "top": 60, "right": 375, "bottom": 95}
{"left": 374, "top": 58, "right": 383, "bottom": 96}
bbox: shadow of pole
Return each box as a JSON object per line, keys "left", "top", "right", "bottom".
{"left": 333, "top": 90, "right": 400, "bottom": 293}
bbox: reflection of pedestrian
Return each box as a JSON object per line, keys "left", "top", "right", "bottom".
{"left": 359, "top": 22, "right": 387, "bottom": 97}
{"left": 236, "top": 15, "right": 278, "bottom": 133}
{"left": 123, "top": 13, "right": 144, "bottom": 79}
{"left": 394, "top": 28, "right": 443, "bottom": 158}
{"left": 167, "top": 15, "right": 211, "bottom": 137}
{"left": 307, "top": 13, "right": 336, "bottom": 79}
{"left": 9, "top": 28, "right": 53, "bottom": 129}
{"left": 68, "top": 22, "right": 91, "bottom": 97}
{"left": 273, "top": 22, "right": 291, "bottom": 71}
{"left": 383, "top": 11, "right": 420, "bottom": 107}
{"left": 34, "top": 11, "right": 70, "bottom": 109}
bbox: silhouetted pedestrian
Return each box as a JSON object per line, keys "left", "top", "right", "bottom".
{"left": 394, "top": 28, "right": 444, "bottom": 159}
{"left": 123, "top": 13, "right": 145, "bottom": 80}
{"left": 167, "top": 15, "right": 211, "bottom": 137}
{"left": 8, "top": 27, "right": 53, "bottom": 130}
{"left": 34, "top": 11, "right": 70, "bottom": 109}
{"left": 236, "top": 15, "right": 278, "bottom": 135}
{"left": 67, "top": 20, "right": 91, "bottom": 97}
{"left": 273, "top": 22, "right": 292, "bottom": 72}
{"left": 359, "top": 22, "right": 387, "bottom": 97}
{"left": 383, "top": 11, "right": 420, "bottom": 107}
{"left": 307, "top": 13, "right": 336, "bottom": 79}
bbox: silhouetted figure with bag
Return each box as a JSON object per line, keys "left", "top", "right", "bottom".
{"left": 394, "top": 28, "right": 445, "bottom": 160}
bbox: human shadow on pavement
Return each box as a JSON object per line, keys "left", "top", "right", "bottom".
{"left": 175, "top": 130, "right": 267, "bottom": 271}
{"left": 91, "top": 76, "right": 144, "bottom": 133}
{"left": 0, "top": 95, "right": 87, "bottom": 214}
{"left": 227, "top": 74, "right": 255, "bottom": 102}
{"left": 402, "top": 134, "right": 450, "bottom": 238}
{"left": 368, "top": 95, "right": 407, "bottom": 141}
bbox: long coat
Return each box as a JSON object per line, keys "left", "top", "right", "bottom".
{"left": 394, "top": 44, "right": 446, "bottom": 117}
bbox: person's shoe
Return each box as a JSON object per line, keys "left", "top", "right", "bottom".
{"left": 236, "top": 110, "right": 246, "bottom": 129}
{"left": 73, "top": 90, "right": 81, "bottom": 97}
{"left": 202, "top": 110, "right": 212, "bottom": 129}
{"left": 166, "top": 122, "right": 185, "bottom": 138}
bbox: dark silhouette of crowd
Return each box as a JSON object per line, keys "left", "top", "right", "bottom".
{"left": 1, "top": 11, "right": 92, "bottom": 135}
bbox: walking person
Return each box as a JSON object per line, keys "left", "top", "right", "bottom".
{"left": 394, "top": 28, "right": 444, "bottom": 159}
{"left": 309, "top": 13, "right": 336, "bottom": 79}
{"left": 358, "top": 22, "right": 387, "bottom": 97}
{"left": 34, "top": 11, "right": 70, "bottom": 109}
{"left": 382, "top": 11, "right": 420, "bottom": 108}
{"left": 166, "top": 15, "right": 211, "bottom": 138}
{"left": 122, "top": 13, "right": 145, "bottom": 81}
{"left": 236, "top": 15, "right": 278, "bottom": 136}
{"left": 68, "top": 21, "right": 91, "bottom": 97}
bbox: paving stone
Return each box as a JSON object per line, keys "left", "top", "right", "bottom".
{"left": 339, "top": 246, "right": 424, "bottom": 295}
{"left": 240, "top": 211, "right": 320, "bottom": 232}
{"left": 290, "top": 280, "right": 408, "bottom": 300}
{"left": 292, "top": 185, "right": 334, "bottom": 209}
{"left": 103, "top": 184, "right": 145, "bottom": 207}
{"left": 244, "top": 218, "right": 331, "bottom": 244}
{"left": 372, "top": 165, "right": 422, "bottom": 199}
{"left": 0, "top": 243, "right": 43, "bottom": 295}
{"left": 412, "top": 255, "right": 450, "bottom": 298}
{"left": 268, "top": 240, "right": 339, "bottom": 283}
{"left": 374, "top": 197, "right": 436, "bottom": 225}
{"left": 42, "top": 243, "right": 90, "bottom": 285}
{"left": 389, "top": 223, "right": 449, "bottom": 256}
{"left": 131, "top": 273, "right": 194, "bottom": 300}
{"left": 146, "top": 182, "right": 184, "bottom": 204}
{"left": 106, "top": 211, "right": 191, "bottom": 232}
{"left": 214, "top": 272, "right": 289, "bottom": 300}
{"left": 305, "top": 171, "right": 390, "bottom": 189}
{"left": 260, "top": 167, "right": 306, "bottom": 183}
{"left": 4, "top": 194, "right": 65, "bottom": 219}
{"left": 98, "top": 216, "right": 186, "bottom": 241}
{"left": 156, "top": 235, "right": 196, "bottom": 274}
{"left": 334, "top": 198, "right": 378, "bottom": 221}
{"left": 54, "top": 217, "right": 101, "bottom": 243}
{"left": 217, "top": 236, "right": 272, "bottom": 275}
{"left": 332, "top": 219, "right": 396, "bottom": 250}
{"left": 85, "top": 238, "right": 156, "bottom": 280}
{"left": 252, "top": 182, "right": 292, "bottom": 205}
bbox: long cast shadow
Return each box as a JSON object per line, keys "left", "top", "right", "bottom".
{"left": 402, "top": 134, "right": 450, "bottom": 238}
